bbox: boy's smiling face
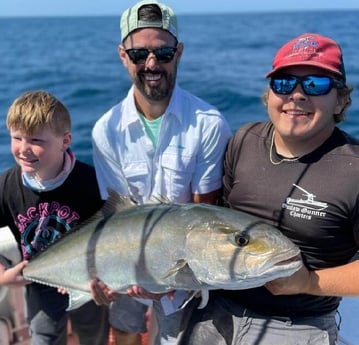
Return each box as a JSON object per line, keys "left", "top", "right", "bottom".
{"left": 10, "top": 125, "right": 71, "bottom": 181}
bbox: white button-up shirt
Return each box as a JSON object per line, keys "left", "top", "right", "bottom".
{"left": 92, "top": 85, "right": 232, "bottom": 204}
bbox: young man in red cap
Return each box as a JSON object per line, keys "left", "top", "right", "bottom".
{"left": 179, "top": 33, "right": 357, "bottom": 345}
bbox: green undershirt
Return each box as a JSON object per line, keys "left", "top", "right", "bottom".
{"left": 140, "top": 114, "right": 163, "bottom": 148}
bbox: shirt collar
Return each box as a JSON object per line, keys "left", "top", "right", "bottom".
{"left": 122, "top": 84, "right": 183, "bottom": 126}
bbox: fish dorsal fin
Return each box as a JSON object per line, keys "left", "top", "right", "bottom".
{"left": 148, "top": 194, "right": 172, "bottom": 204}
{"left": 72, "top": 188, "right": 136, "bottom": 228}
{"left": 102, "top": 188, "right": 137, "bottom": 217}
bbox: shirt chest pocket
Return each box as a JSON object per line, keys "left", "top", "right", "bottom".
{"left": 123, "top": 161, "right": 148, "bottom": 178}
{"left": 122, "top": 161, "right": 149, "bottom": 200}
{"left": 161, "top": 153, "right": 196, "bottom": 199}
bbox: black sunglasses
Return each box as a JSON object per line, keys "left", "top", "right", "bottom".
{"left": 125, "top": 46, "right": 177, "bottom": 65}
{"left": 270, "top": 75, "right": 345, "bottom": 96}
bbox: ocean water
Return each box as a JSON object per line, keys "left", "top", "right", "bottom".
{"left": 1, "top": 10, "right": 359, "bottom": 343}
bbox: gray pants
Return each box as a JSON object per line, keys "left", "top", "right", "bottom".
{"left": 178, "top": 295, "right": 339, "bottom": 345}
{"left": 29, "top": 300, "right": 109, "bottom": 345}
{"left": 110, "top": 295, "right": 192, "bottom": 344}
{"left": 109, "top": 295, "right": 148, "bottom": 333}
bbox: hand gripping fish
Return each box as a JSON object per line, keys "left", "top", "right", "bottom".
{"left": 22, "top": 190, "right": 303, "bottom": 310}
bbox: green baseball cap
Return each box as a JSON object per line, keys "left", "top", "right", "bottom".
{"left": 120, "top": 0, "right": 178, "bottom": 42}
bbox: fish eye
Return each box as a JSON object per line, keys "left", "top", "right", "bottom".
{"left": 235, "top": 233, "right": 249, "bottom": 247}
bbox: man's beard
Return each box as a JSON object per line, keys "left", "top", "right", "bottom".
{"left": 134, "top": 68, "right": 177, "bottom": 102}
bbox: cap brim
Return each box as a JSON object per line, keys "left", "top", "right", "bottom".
{"left": 266, "top": 61, "right": 344, "bottom": 79}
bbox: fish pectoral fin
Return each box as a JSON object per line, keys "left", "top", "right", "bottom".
{"left": 169, "top": 289, "right": 209, "bottom": 311}
{"left": 161, "top": 259, "right": 188, "bottom": 279}
{"left": 197, "top": 290, "right": 209, "bottom": 309}
{"left": 178, "top": 290, "right": 198, "bottom": 309}
{"left": 66, "top": 290, "right": 92, "bottom": 311}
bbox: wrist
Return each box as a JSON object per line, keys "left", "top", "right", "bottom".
{"left": 306, "top": 270, "right": 320, "bottom": 295}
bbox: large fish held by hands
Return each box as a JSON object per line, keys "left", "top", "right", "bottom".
{"left": 22, "top": 191, "right": 303, "bottom": 310}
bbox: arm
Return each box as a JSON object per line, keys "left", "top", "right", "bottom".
{"left": 191, "top": 113, "right": 231, "bottom": 203}
{"left": 0, "top": 261, "right": 28, "bottom": 287}
{"left": 90, "top": 278, "right": 121, "bottom": 305}
{"left": 90, "top": 279, "right": 173, "bottom": 305}
{"left": 192, "top": 189, "right": 221, "bottom": 205}
{"left": 92, "top": 121, "right": 130, "bottom": 199}
{"left": 266, "top": 260, "right": 359, "bottom": 297}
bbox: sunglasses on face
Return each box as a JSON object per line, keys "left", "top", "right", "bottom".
{"left": 125, "top": 46, "right": 177, "bottom": 65}
{"left": 270, "top": 75, "right": 345, "bottom": 96}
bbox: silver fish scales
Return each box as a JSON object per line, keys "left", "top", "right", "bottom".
{"left": 23, "top": 191, "right": 303, "bottom": 310}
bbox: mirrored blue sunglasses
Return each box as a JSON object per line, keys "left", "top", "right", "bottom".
{"left": 270, "top": 75, "right": 345, "bottom": 96}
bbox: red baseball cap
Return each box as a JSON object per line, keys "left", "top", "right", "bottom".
{"left": 266, "top": 33, "right": 346, "bottom": 82}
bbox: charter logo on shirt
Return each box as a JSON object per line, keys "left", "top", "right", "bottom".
{"left": 282, "top": 184, "right": 328, "bottom": 220}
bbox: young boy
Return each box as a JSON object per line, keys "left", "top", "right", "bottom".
{"left": 0, "top": 90, "right": 109, "bottom": 344}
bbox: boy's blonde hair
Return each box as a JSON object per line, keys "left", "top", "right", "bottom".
{"left": 6, "top": 90, "right": 71, "bottom": 135}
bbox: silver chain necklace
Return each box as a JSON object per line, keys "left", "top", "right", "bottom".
{"left": 269, "top": 131, "right": 300, "bottom": 165}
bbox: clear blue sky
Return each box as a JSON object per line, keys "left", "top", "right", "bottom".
{"left": 1, "top": 0, "right": 359, "bottom": 17}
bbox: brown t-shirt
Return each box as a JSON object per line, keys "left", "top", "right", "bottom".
{"left": 219, "top": 121, "right": 359, "bottom": 316}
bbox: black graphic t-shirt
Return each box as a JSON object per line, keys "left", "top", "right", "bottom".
{"left": 220, "top": 121, "right": 359, "bottom": 316}
{"left": 0, "top": 161, "right": 104, "bottom": 260}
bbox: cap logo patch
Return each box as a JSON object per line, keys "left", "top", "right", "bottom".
{"left": 291, "top": 35, "right": 320, "bottom": 57}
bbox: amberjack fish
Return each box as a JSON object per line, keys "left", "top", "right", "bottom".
{"left": 22, "top": 191, "right": 303, "bottom": 310}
